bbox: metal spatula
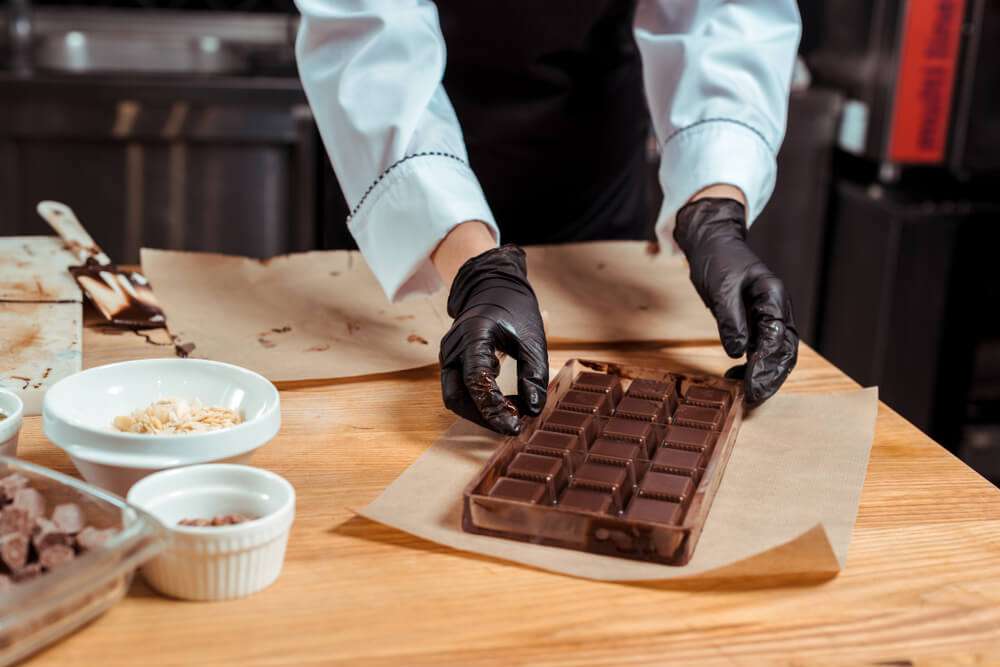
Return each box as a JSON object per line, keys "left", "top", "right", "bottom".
{"left": 36, "top": 201, "right": 166, "bottom": 329}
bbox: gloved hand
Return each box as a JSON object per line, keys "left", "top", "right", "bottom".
{"left": 674, "top": 197, "right": 798, "bottom": 405}
{"left": 439, "top": 244, "right": 549, "bottom": 435}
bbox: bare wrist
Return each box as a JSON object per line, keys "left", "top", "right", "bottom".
{"left": 431, "top": 221, "right": 497, "bottom": 286}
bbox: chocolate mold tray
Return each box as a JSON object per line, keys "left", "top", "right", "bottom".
{"left": 462, "top": 358, "right": 744, "bottom": 565}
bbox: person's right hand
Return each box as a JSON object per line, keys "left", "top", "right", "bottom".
{"left": 439, "top": 244, "right": 549, "bottom": 435}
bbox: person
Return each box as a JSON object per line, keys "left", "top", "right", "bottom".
{"left": 295, "top": 0, "right": 801, "bottom": 435}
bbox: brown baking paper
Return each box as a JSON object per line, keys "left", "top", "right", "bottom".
{"left": 358, "top": 387, "right": 878, "bottom": 581}
{"left": 141, "top": 243, "right": 716, "bottom": 382}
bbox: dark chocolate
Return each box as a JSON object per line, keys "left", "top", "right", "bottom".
{"left": 684, "top": 385, "right": 731, "bottom": 409}
{"left": 601, "top": 417, "right": 653, "bottom": 454}
{"left": 589, "top": 438, "right": 641, "bottom": 463}
{"left": 526, "top": 430, "right": 583, "bottom": 453}
{"left": 639, "top": 470, "right": 694, "bottom": 502}
{"left": 572, "top": 372, "right": 623, "bottom": 403}
{"left": 626, "top": 378, "right": 675, "bottom": 402}
{"left": 571, "top": 462, "right": 630, "bottom": 508}
{"left": 558, "top": 390, "right": 612, "bottom": 416}
{"left": 651, "top": 447, "right": 703, "bottom": 475}
{"left": 541, "top": 410, "right": 598, "bottom": 446}
{"left": 613, "top": 396, "right": 668, "bottom": 424}
{"left": 673, "top": 404, "right": 724, "bottom": 430}
{"left": 558, "top": 488, "right": 614, "bottom": 515}
{"left": 507, "top": 452, "right": 568, "bottom": 493}
{"left": 625, "top": 497, "right": 683, "bottom": 525}
{"left": 662, "top": 425, "right": 718, "bottom": 451}
{"left": 488, "top": 477, "right": 548, "bottom": 504}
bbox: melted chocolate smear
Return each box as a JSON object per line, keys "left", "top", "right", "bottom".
{"left": 175, "top": 342, "right": 196, "bottom": 358}
{"left": 406, "top": 334, "right": 429, "bottom": 345}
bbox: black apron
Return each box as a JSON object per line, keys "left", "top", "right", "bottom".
{"left": 437, "top": 0, "right": 652, "bottom": 244}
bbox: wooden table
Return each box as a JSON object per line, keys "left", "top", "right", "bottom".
{"left": 18, "top": 311, "right": 1000, "bottom": 666}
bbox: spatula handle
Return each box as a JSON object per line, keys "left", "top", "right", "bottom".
{"left": 36, "top": 201, "right": 112, "bottom": 266}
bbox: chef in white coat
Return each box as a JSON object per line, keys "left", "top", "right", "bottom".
{"left": 295, "top": 0, "right": 801, "bottom": 434}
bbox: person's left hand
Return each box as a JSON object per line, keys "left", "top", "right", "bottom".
{"left": 673, "top": 197, "right": 798, "bottom": 405}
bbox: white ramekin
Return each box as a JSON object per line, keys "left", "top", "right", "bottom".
{"left": 0, "top": 389, "right": 24, "bottom": 458}
{"left": 127, "top": 464, "right": 295, "bottom": 601}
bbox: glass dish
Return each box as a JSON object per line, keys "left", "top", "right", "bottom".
{"left": 0, "top": 457, "right": 167, "bottom": 666}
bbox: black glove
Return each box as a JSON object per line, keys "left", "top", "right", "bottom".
{"left": 674, "top": 198, "right": 798, "bottom": 405}
{"left": 439, "top": 245, "right": 549, "bottom": 435}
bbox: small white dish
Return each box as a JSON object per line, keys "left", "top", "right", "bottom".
{"left": 43, "top": 359, "right": 281, "bottom": 495}
{"left": 0, "top": 389, "right": 24, "bottom": 458}
{"left": 127, "top": 464, "right": 295, "bottom": 601}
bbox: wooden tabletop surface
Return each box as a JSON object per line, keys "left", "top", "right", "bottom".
{"left": 16, "top": 310, "right": 1000, "bottom": 666}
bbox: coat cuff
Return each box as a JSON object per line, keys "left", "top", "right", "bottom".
{"left": 654, "top": 119, "right": 777, "bottom": 248}
{"left": 348, "top": 154, "right": 499, "bottom": 301}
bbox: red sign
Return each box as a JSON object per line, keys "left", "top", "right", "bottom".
{"left": 888, "top": 0, "right": 966, "bottom": 164}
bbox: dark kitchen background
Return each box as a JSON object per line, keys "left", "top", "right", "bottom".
{"left": 2, "top": 1, "right": 998, "bottom": 483}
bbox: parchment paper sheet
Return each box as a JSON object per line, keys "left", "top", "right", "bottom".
{"left": 358, "top": 388, "right": 879, "bottom": 581}
{"left": 141, "top": 242, "right": 717, "bottom": 382}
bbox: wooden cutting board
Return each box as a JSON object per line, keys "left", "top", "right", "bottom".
{"left": 0, "top": 237, "right": 82, "bottom": 415}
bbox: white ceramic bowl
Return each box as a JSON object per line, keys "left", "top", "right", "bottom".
{"left": 0, "top": 389, "right": 24, "bottom": 458}
{"left": 127, "top": 464, "right": 295, "bottom": 601}
{"left": 43, "top": 359, "right": 281, "bottom": 495}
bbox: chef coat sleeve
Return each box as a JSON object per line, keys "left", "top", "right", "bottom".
{"left": 295, "top": 0, "right": 499, "bottom": 301}
{"left": 633, "top": 0, "right": 801, "bottom": 244}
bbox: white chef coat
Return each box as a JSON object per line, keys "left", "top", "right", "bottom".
{"left": 295, "top": 0, "right": 801, "bottom": 301}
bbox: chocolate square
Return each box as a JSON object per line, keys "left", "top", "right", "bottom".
{"left": 572, "top": 372, "right": 623, "bottom": 404}
{"left": 526, "top": 430, "right": 583, "bottom": 454}
{"left": 651, "top": 447, "right": 703, "bottom": 475}
{"left": 571, "top": 462, "right": 630, "bottom": 508}
{"left": 684, "top": 385, "right": 731, "bottom": 410}
{"left": 488, "top": 477, "right": 548, "bottom": 504}
{"left": 601, "top": 417, "right": 653, "bottom": 455}
{"left": 507, "top": 452, "right": 568, "bottom": 493}
{"left": 558, "top": 390, "right": 612, "bottom": 416}
{"left": 639, "top": 470, "right": 694, "bottom": 502}
{"left": 624, "top": 497, "right": 683, "bottom": 525}
{"left": 626, "top": 378, "right": 674, "bottom": 402}
{"left": 673, "top": 404, "right": 724, "bottom": 430}
{"left": 589, "top": 438, "right": 641, "bottom": 463}
{"left": 614, "top": 396, "right": 668, "bottom": 424}
{"left": 558, "top": 488, "right": 615, "bottom": 515}
{"left": 541, "top": 410, "right": 598, "bottom": 446}
{"left": 661, "top": 425, "right": 718, "bottom": 451}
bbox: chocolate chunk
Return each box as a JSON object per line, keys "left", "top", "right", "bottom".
{"left": 0, "top": 473, "right": 29, "bottom": 502}
{"left": 0, "top": 506, "right": 33, "bottom": 537}
{"left": 0, "top": 533, "right": 29, "bottom": 571}
{"left": 625, "top": 497, "right": 683, "bottom": 525}
{"left": 662, "top": 425, "right": 718, "bottom": 452}
{"left": 39, "top": 544, "right": 75, "bottom": 570}
{"left": 12, "top": 562, "right": 42, "bottom": 582}
{"left": 525, "top": 430, "right": 583, "bottom": 454}
{"left": 684, "top": 385, "right": 731, "bottom": 409}
{"left": 52, "top": 503, "right": 86, "bottom": 534}
{"left": 571, "top": 462, "right": 630, "bottom": 509}
{"left": 639, "top": 471, "right": 694, "bottom": 502}
{"left": 76, "top": 527, "right": 117, "bottom": 551}
{"left": 558, "top": 488, "right": 614, "bottom": 515}
{"left": 13, "top": 488, "right": 46, "bottom": 521}
{"left": 613, "top": 396, "right": 668, "bottom": 424}
{"left": 541, "top": 410, "right": 598, "bottom": 446}
{"left": 626, "top": 379, "right": 675, "bottom": 403}
{"left": 506, "top": 453, "right": 568, "bottom": 492}
{"left": 558, "top": 390, "right": 611, "bottom": 416}
{"left": 651, "top": 447, "right": 703, "bottom": 475}
{"left": 33, "top": 517, "right": 72, "bottom": 551}
{"left": 488, "top": 477, "right": 548, "bottom": 504}
{"left": 673, "top": 404, "right": 724, "bottom": 431}
{"left": 571, "top": 372, "right": 623, "bottom": 403}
